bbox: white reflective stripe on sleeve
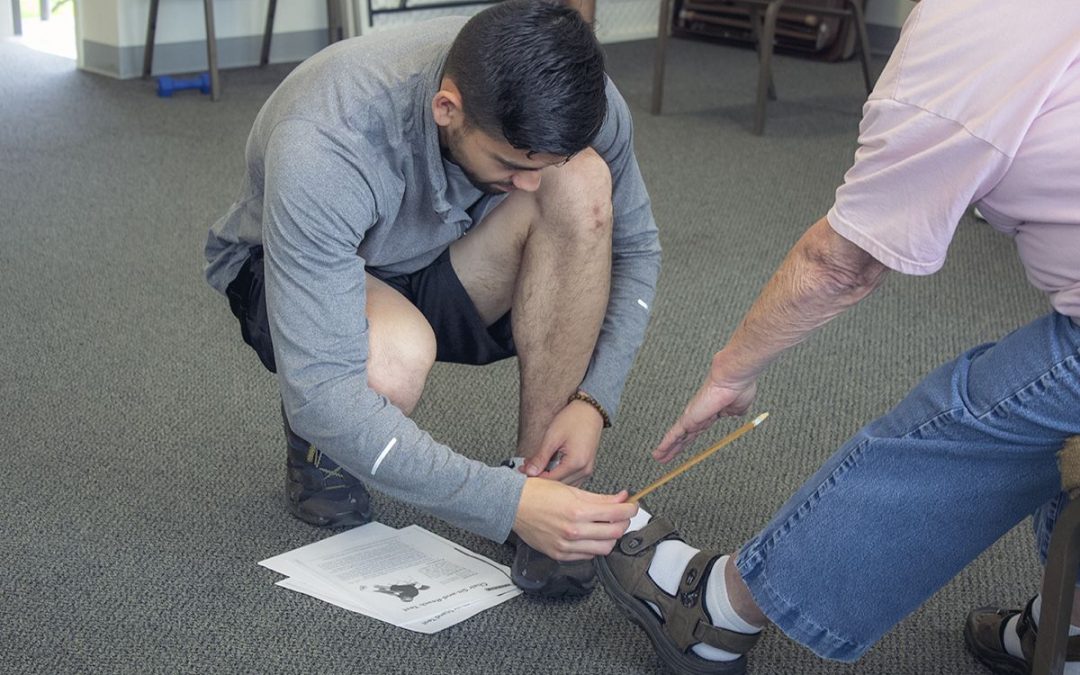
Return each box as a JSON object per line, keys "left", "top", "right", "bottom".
{"left": 371, "top": 437, "right": 398, "bottom": 476}
{"left": 637, "top": 299, "right": 649, "bottom": 310}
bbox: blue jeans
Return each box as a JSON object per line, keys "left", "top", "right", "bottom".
{"left": 736, "top": 312, "right": 1080, "bottom": 661}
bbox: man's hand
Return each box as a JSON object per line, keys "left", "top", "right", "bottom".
{"left": 523, "top": 400, "right": 603, "bottom": 486}
{"left": 512, "top": 478, "right": 637, "bottom": 561}
{"left": 652, "top": 362, "right": 757, "bottom": 464}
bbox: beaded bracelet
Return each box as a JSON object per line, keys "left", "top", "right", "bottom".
{"left": 568, "top": 390, "right": 612, "bottom": 428}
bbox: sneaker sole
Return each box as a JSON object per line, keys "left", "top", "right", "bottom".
{"left": 287, "top": 498, "right": 372, "bottom": 529}
{"left": 506, "top": 532, "right": 596, "bottom": 599}
{"left": 962, "top": 614, "right": 1029, "bottom": 675}
{"left": 512, "top": 568, "right": 597, "bottom": 599}
{"left": 595, "top": 556, "right": 747, "bottom": 675}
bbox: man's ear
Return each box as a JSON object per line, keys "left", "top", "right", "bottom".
{"left": 431, "top": 78, "right": 463, "bottom": 128}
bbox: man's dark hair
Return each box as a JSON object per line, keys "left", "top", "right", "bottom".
{"left": 443, "top": 0, "right": 607, "bottom": 157}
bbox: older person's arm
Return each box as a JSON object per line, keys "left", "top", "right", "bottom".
{"left": 653, "top": 216, "right": 889, "bottom": 462}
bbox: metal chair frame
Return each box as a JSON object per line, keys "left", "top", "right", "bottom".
{"left": 652, "top": 0, "right": 874, "bottom": 134}
{"left": 144, "top": 0, "right": 349, "bottom": 101}
{"left": 142, "top": 0, "right": 221, "bottom": 100}
{"left": 261, "top": 0, "right": 346, "bottom": 67}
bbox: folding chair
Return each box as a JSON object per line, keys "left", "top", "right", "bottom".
{"left": 261, "top": 0, "right": 348, "bottom": 67}
{"left": 143, "top": 0, "right": 221, "bottom": 100}
{"left": 144, "top": 0, "right": 350, "bottom": 101}
{"left": 652, "top": 0, "right": 874, "bottom": 134}
{"left": 1033, "top": 436, "right": 1080, "bottom": 675}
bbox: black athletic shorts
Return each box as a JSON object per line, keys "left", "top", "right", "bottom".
{"left": 225, "top": 246, "right": 516, "bottom": 373}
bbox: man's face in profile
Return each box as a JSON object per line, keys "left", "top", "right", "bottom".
{"left": 440, "top": 120, "right": 567, "bottom": 195}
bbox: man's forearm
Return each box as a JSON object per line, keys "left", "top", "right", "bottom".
{"left": 578, "top": 233, "right": 661, "bottom": 422}
{"left": 712, "top": 217, "right": 889, "bottom": 384}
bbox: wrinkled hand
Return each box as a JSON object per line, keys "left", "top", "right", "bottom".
{"left": 652, "top": 372, "right": 758, "bottom": 464}
{"left": 523, "top": 400, "right": 603, "bottom": 486}
{"left": 512, "top": 478, "right": 637, "bottom": 561}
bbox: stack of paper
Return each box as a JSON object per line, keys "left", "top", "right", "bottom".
{"left": 259, "top": 522, "right": 521, "bottom": 633}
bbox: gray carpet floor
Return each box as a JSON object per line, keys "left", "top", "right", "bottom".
{"left": 0, "top": 32, "right": 1051, "bottom": 674}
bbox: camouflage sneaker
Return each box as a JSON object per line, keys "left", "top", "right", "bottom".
{"left": 283, "top": 410, "right": 372, "bottom": 528}
{"left": 508, "top": 531, "right": 597, "bottom": 598}
{"left": 500, "top": 457, "right": 596, "bottom": 598}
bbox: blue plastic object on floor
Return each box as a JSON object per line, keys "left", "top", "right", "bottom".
{"left": 157, "top": 72, "right": 211, "bottom": 98}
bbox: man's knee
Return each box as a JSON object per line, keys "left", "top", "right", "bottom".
{"left": 367, "top": 311, "right": 436, "bottom": 415}
{"left": 538, "top": 148, "right": 613, "bottom": 238}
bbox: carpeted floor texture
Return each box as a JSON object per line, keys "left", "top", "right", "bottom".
{"left": 1, "top": 31, "right": 1051, "bottom": 675}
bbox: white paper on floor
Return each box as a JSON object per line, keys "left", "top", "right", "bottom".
{"left": 259, "top": 522, "right": 521, "bottom": 633}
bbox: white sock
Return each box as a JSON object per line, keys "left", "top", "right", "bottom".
{"left": 1002, "top": 614, "right": 1025, "bottom": 660}
{"left": 1002, "top": 594, "right": 1080, "bottom": 674}
{"left": 624, "top": 509, "right": 761, "bottom": 662}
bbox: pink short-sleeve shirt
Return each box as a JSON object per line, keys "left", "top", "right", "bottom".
{"left": 827, "top": 0, "right": 1080, "bottom": 319}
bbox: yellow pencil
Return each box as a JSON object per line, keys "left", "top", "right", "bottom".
{"left": 629, "top": 412, "right": 770, "bottom": 504}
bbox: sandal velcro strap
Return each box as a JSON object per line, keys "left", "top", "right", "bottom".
{"left": 675, "top": 551, "right": 762, "bottom": 655}
{"left": 693, "top": 617, "right": 762, "bottom": 654}
{"left": 619, "top": 516, "right": 678, "bottom": 555}
{"left": 678, "top": 550, "right": 713, "bottom": 596}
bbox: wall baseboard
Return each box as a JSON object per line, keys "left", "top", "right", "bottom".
{"left": 83, "top": 30, "right": 330, "bottom": 80}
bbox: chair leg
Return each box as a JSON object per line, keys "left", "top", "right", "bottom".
{"left": 203, "top": 0, "right": 220, "bottom": 101}
{"left": 651, "top": 0, "right": 673, "bottom": 115}
{"left": 261, "top": 0, "right": 277, "bottom": 67}
{"left": 749, "top": 8, "right": 776, "bottom": 101}
{"left": 847, "top": 0, "right": 874, "bottom": 94}
{"left": 754, "top": 0, "right": 782, "bottom": 135}
{"left": 1032, "top": 495, "right": 1080, "bottom": 675}
{"left": 327, "top": 0, "right": 334, "bottom": 44}
{"left": 143, "top": 0, "right": 160, "bottom": 78}
{"left": 327, "top": 0, "right": 343, "bottom": 45}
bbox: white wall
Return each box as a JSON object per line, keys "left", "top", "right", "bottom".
{"left": 77, "top": 0, "right": 918, "bottom": 47}
{"left": 362, "top": 0, "right": 658, "bottom": 43}
{"left": 78, "top": 0, "right": 912, "bottom": 78}
{"left": 118, "top": 0, "right": 326, "bottom": 47}
{"left": 0, "top": 2, "right": 14, "bottom": 38}
{"left": 76, "top": 0, "right": 327, "bottom": 48}
{"left": 82, "top": 0, "right": 658, "bottom": 50}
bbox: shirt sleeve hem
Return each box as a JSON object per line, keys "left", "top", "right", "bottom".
{"left": 484, "top": 468, "right": 527, "bottom": 543}
{"left": 826, "top": 207, "right": 946, "bottom": 276}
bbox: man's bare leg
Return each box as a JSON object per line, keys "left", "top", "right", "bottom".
{"left": 364, "top": 274, "right": 437, "bottom": 414}
{"left": 725, "top": 555, "right": 768, "bottom": 625}
{"left": 450, "top": 148, "right": 613, "bottom": 462}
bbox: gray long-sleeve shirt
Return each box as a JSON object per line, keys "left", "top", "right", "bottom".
{"left": 204, "top": 18, "right": 661, "bottom": 543}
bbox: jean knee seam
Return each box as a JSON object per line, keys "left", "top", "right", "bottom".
{"left": 901, "top": 407, "right": 964, "bottom": 440}
{"left": 970, "top": 354, "right": 1080, "bottom": 422}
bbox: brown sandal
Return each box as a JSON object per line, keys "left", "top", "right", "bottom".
{"left": 595, "top": 516, "right": 760, "bottom": 674}
{"left": 964, "top": 597, "right": 1080, "bottom": 674}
